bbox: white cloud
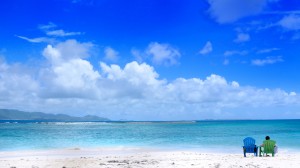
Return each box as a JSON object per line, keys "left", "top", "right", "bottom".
{"left": 18, "top": 22, "right": 82, "bottom": 43}
{"left": 278, "top": 14, "right": 300, "bottom": 30}
{"left": 0, "top": 43, "right": 299, "bottom": 120}
{"left": 43, "top": 45, "right": 61, "bottom": 64}
{"left": 207, "top": 0, "right": 269, "bottom": 23}
{"left": 38, "top": 22, "right": 82, "bottom": 37}
{"left": 101, "top": 61, "right": 162, "bottom": 86}
{"left": 44, "top": 39, "right": 93, "bottom": 61}
{"left": 39, "top": 22, "right": 57, "bottom": 30}
{"left": 53, "top": 59, "right": 100, "bottom": 89}
{"left": 199, "top": 41, "right": 213, "bottom": 55}
{"left": 234, "top": 33, "right": 250, "bottom": 43}
{"left": 40, "top": 40, "right": 100, "bottom": 98}
{"left": 0, "top": 60, "right": 39, "bottom": 109}
{"left": 224, "top": 50, "right": 248, "bottom": 56}
{"left": 257, "top": 48, "right": 280, "bottom": 54}
{"left": 16, "top": 35, "right": 55, "bottom": 43}
{"left": 231, "top": 81, "right": 240, "bottom": 88}
{"left": 104, "top": 47, "right": 119, "bottom": 62}
{"left": 146, "top": 42, "right": 181, "bottom": 66}
{"left": 46, "top": 29, "right": 82, "bottom": 37}
{"left": 252, "top": 56, "right": 283, "bottom": 66}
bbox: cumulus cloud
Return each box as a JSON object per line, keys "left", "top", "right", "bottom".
{"left": 199, "top": 41, "right": 213, "bottom": 55}
{"left": 40, "top": 40, "right": 100, "bottom": 98}
{"left": 252, "top": 56, "right": 283, "bottom": 66}
{"left": 100, "top": 61, "right": 162, "bottom": 87}
{"left": 0, "top": 60, "right": 39, "bottom": 110}
{"left": 43, "top": 39, "right": 93, "bottom": 61}
{"left": 146, "top": 42, "right": 181, "bottom": 66}
{"left": 104, "top": 47, "right": 119, "bottom": 62}
{"left": 207, "top": 0, "right": 269, "bottom": 23}
{"left": 234, "top": 33, "right": 250, "bottom": 43}
{"left": 0, "top": 41, "right": 299, "bottom": 120}
{"left": 278, "top": 14, "right": 300, "bottom": 30}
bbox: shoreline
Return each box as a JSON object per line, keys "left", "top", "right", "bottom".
{"left": 2, "top": 145, "right": 300, "bottom": 155}
{"left": 1, "top": 147, "right": 300, "bottom": 168}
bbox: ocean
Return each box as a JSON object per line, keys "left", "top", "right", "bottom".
{"left": 1, "top": 120, "right": 300, "bottom": 153}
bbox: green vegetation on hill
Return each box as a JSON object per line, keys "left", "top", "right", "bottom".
{"left": 0, "top": 109, "right": 110, "bottom": 121}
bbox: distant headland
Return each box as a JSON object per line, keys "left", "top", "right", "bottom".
{"left": 0, "top": 109, "right": 110, "bottom": 121}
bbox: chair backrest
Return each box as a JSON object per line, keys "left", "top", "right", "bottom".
{"left": 243, "top": 137, "right": 257, "bottom": 153}
{"left": 243, "top": 137, "right": 256, "bottom": 146}
{"left": 263, "top": 140, "right": 276, "bottom": 153}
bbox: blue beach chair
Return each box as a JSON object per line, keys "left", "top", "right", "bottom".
{"left": 242, "top": 137, "right": 258, "bottom": 157}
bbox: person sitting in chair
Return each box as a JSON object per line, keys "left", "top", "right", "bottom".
{"left": 260, "top": 136, "right": 277, "bottom": 156}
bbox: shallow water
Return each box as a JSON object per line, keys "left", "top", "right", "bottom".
{"left": 1, "top": 120, "right": 300, "bottom": 152}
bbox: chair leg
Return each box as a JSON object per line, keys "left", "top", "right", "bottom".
{"left": 258, "top": 147, "right": 262, "bottom": 157}
{"left": 243, "top": 148, "right": 246, "bottom": 157}
{"left": 254, "top": 147, "right": 258, "bottom": 157}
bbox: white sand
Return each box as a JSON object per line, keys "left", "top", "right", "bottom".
{"left": 1, "top": 147, "right": 300, "bottom": 168}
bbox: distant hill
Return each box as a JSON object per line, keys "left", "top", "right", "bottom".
{"left": 0, "top": 109, "right": 110, "bottom": 121}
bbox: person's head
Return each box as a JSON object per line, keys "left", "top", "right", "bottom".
{"left": 265, "top": 136, "right": 270, "bottom": 140}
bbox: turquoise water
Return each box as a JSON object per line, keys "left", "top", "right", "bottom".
{"left": 1, "top": 120, "right": 300, "bottom": 152}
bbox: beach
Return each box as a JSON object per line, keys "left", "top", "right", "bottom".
{"left": 2, "top": 0, "right": 300, "bottom": 166}
{"left": 1, "top": 147, "right": 300, "bottom": 168}
{"left": 1, "top": 120, "right": 300, "bottom": 167}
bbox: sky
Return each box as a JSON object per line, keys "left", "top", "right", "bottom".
{"left": 0, "top": 0, "right": 300, "bottom": 120}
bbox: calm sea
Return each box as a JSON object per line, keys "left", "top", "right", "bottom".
{"left": 1, "top": 120, "right": 300, "bottom": 153}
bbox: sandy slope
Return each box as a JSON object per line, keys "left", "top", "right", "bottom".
{"left": 1, "top": 147, "right": 300, "bottom": 168}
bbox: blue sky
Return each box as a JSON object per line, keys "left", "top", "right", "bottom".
{"left": 0, "top": 0, "right": 300, "bottom": 120}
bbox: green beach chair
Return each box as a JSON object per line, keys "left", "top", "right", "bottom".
{"left": 259, "top": 140, "right": 276, "bottom": 157}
